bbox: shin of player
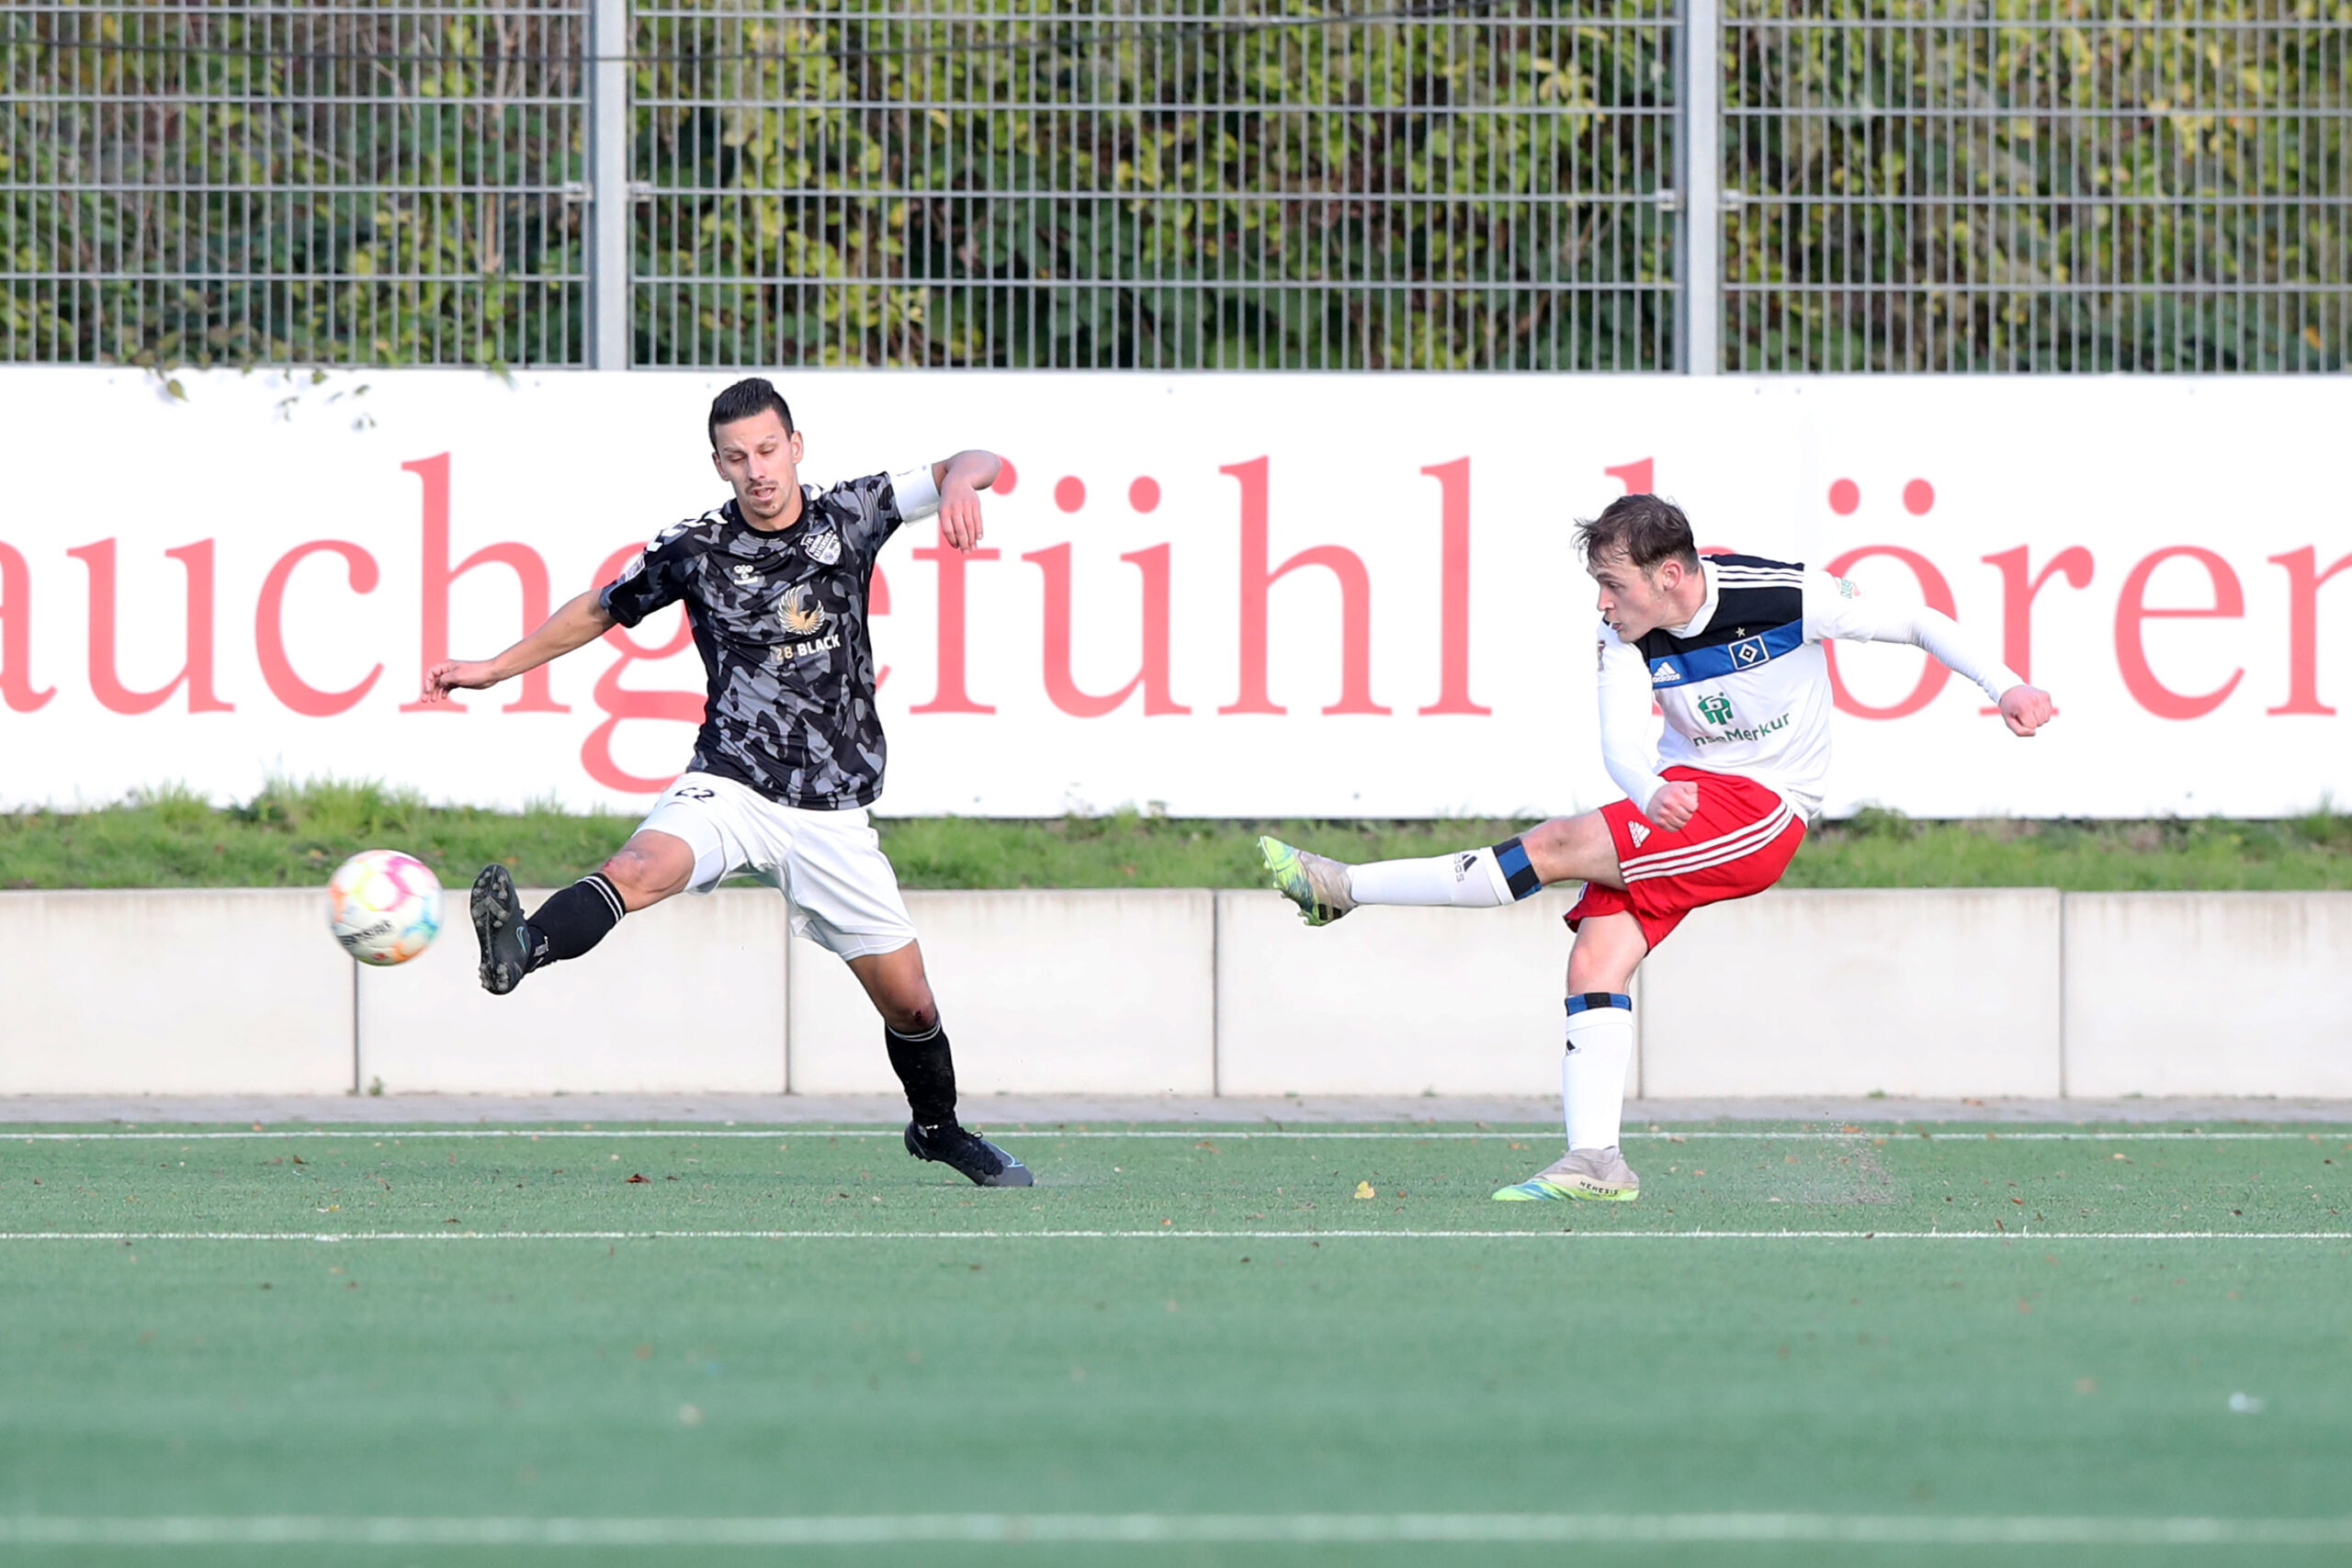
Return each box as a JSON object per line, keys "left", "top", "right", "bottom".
{"left": 1262, "top": 492, "right": 2052, "bottom": 1202}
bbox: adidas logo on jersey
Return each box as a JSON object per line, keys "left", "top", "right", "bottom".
{"left": 1629, "top": 822, "right": 1652, "bottom": 848}
{"left": 1650, "top": 660, "right": 1681, "bottom": 686}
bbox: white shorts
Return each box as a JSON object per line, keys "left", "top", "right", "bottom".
{"left": 635, "top": 773, "right": 917, "bottom": 960}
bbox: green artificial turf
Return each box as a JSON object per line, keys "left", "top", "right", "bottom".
{"left": 7, "top": 783, "right": 2352, "bottom": 892}
{"left": 3, "top": 1124, "right": 2349, "bottom": 1566}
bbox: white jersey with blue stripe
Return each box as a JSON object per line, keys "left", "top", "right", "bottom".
{"left": 1595, "top": 554, "right": 2021, "bottom": 818}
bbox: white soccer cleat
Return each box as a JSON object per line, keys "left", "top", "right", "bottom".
{"left": 1492, "top": 1145, "right": 1641, "bottom": 1202}
{"left": 1258, "top": 836, "right": 1356, "bottom": 927}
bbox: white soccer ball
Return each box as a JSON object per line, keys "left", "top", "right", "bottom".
{"left": 326, "top": 849, "right": 444, "bottom": 966}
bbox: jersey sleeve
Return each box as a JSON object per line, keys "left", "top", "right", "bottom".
{"left": 599, "top": 519, "right": 705, "bottom": 628}
{"left": 1801, "top": 570, "right": 2024, "bottom": 705}
{"left": 1596, "top": 621, "right": 1671, "bottom": 812}
{"left": 834, "top": 465, "right": 943, "bottom": 555}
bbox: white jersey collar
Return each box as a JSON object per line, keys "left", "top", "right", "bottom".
{"left": 1663, "top": 558, "right": 1720, "bottom": 639}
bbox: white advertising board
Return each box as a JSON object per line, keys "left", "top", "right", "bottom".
{"left": 0, "top": 368, "right": 2345, "bottom": 818}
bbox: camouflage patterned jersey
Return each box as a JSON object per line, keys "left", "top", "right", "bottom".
{"left": 600, "top": 468, "right": 940, "bottom": 810}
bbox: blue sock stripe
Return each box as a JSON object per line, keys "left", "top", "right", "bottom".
{"left": 1565, "top": 992, "right": 1634, "bottom": 1016}
{"left": 1492, "top": 838, "right": 1542, "bottom": 901}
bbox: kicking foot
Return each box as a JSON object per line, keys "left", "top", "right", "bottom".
{"left": 1492, "top": 1145, "right": 1640, "bottom": 1202}
{"left": 1258, "top": 836, "right": 1354, "bottom": 927}
{"left": 905, "top": 1122, "right": 1034, "bottom": 1188}
{"left": 470, "top": 864, "right": 533, "bottom": 997}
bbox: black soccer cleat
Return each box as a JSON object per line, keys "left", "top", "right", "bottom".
{"left": 470, "top": 864, "right": 533, "bottom": 997}
{"left": 904, "top": 1121, "right": 1034, "bottom": 1187}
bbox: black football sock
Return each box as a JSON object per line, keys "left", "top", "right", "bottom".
{"left": 886, "top": 1021, "right": 959, "bottom": 1128}
{"left": 520, "top": 874, "right": 627, "bottom": 970}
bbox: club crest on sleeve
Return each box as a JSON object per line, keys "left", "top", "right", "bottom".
{"left": 803, "top": 529, "right": 842, "bottom": 566}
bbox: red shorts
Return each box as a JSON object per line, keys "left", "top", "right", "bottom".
{"left": 1566, "top": 766, "right": 1805, "bottom": 951}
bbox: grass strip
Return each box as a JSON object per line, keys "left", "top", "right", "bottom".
{"left": 5, "top": 783, "right": 2351, "bottom": 893}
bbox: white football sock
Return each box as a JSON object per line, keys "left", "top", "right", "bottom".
{"left": 1561, "top": 993, "right": 1634, "bottom": 1151}
{"left": 1344, "top": 839, "right": 1535, "bottom": 908}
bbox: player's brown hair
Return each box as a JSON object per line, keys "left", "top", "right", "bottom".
{"left": 707, "top": 377, "right": 795, "bottom": 446}
{"left": 1574, "top": 493, "right": 1699, "bottom": 573}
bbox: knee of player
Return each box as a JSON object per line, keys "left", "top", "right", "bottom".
{"left": 600, "top": 847, "right": 668, "bottom": 903}
{"left": 885, "top": 1000, "right": 940, "bottom": 1036}
{"left": 1520, "top": 816, "right": 1589, "bottom": 880}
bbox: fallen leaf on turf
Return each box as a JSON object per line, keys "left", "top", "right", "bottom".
{"left": 1353, "top": 1181, "right": 1375, "bottom": 1200}
{"left": 626, "top": 1173, "right": 650, "bottom": 1184}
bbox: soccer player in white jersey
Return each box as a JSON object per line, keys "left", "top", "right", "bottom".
{"left": 1260, "top": 494, "right": 2052, "bottom": 1201}
{"left": 420, "top": 378, "right": 1032, "bottom": 1188}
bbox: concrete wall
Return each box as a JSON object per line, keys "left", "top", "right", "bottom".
{"left": 1214, "top": 889, "right": 1638, "bottom": 1099}
{"left": 2063, "top": 893, "right": 2352, "bottom": 1097}
{"left": 357, "top": 889, "right": 790, "bottom": 1095}
{"left": 788, "top": 889, "right": 1216, "bottom": 1096}
{"left": 1641, "top": 889, "right": 2064, "bottom": 1099}
{"left": 2, "top": 887, "right": 2346, "bottom": 1098}
{"left": 0, "top": 890, "right": 353, "bottom": 1094}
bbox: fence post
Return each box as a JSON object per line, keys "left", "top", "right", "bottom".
{"left": 589, "top": 0, "right": 631, "bottom": 369}
{"left": 1677, "top": 0, "right": 1721, "bottom": 375}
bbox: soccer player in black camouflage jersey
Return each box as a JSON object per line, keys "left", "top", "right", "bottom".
{"left": 420, "top": 378, "right": 1030, "bottom": 1187}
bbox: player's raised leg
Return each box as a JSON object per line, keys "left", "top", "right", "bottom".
{"left": 845, "top": 942, "right": 1033, "bottom": 1188}
{"left": 1260, "top": 810, "right": 1624, "bottom": 927}
{"left": 470, "top": 828, "right": 696, "bottom": 996}
{"left": 1495, "top": 909, "right": 1646, "bottom": 1202}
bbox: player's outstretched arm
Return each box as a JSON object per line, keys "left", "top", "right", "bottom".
{"left": 1805, "top": 571, "right": 2053, "bottom": 739}
{"left": 418, "top": 588, "right": 616, "bottom": 705}
{"left": 929, "top": 450, "right": 1001, "bottom": 554}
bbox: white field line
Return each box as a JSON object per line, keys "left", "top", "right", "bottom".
{"left": 4, "top": 1229, "right": 2349, "bottom": 1244}
{"left": 10, "top": 1129, "right": 2347, "bottom": 1143}
{"left": 3, "top": 1512, "right": 2351, "bottom": 1548}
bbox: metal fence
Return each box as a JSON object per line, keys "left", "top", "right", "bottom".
{"left": 1, "top": 0, "right": 2343, "bottom": 371}
{"left": 1722, "top": 0, "right": 2350, "bottom": 371}
{"left": 626, "top": 1, "right": 1676, "bottom": 369}
{"left": 2, "top": 0, "right": 589, "bottom": 367}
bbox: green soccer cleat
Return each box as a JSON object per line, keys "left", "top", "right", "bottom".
{"left": 1492, "top": 1146, "right": 1641, "bottom": 1202}
{"left": 1258, "top": 836, "right": 1355, "bottom": 927}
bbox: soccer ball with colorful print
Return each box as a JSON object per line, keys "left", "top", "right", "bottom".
{"left": 327, "top": 850, "right": 444, "bottom": 965}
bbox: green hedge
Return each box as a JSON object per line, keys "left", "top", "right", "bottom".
{"left": 5, "top": 784, "right": 2350, "bottom": 891}
{"left": 2, "top": 0, "right": 2341, "bottom": 372}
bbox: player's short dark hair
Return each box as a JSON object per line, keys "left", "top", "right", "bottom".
{"left": 1574, "top": 493, "right": 1699, "bottom": 574}
{"left": 707, "top": 377, "right": 794, "bottom": 447}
